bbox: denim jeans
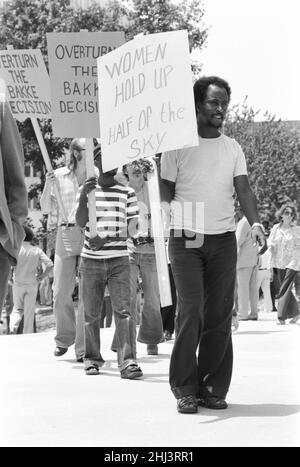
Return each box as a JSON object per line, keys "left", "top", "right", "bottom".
{"left": 0, "top": 244, "right": 12, "bottom": 311}
{"left": 169, "top": 231, "right": 236, "bottom": 400}
{"left": 78, "top": 256, "right": 137, "bottom": 371}
{"left": 53, "top": 227, "right": 84, "bottom": 359}
{"left": 130, "top": 252, "right": 164, "bottom": 345}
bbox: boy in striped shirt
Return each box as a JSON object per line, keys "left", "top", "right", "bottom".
{"left": 75, "top": 145, "right": 143, "bottom": 379}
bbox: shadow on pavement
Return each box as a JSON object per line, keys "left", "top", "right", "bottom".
{"left": 235, "top": 331, "right": 285, "bottom": 335}
{"left": 198, "top": 403, "right": 300, "bottom": 423}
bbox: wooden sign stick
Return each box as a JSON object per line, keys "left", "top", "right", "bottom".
{"left": 85, "top": 138, "right": 97, "bottom": 237}
{"left": 78, "top": 31, "right": 97, "bottom": 238}
{"left": 147, "top": 158, "right": 172, "bottom": 308}
{"left": 30, "top": 117, "right": 68, "bottom": 222}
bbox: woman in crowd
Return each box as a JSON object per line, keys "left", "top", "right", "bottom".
{"left": 269, "top": 204, "right": 300, "bottom": 325}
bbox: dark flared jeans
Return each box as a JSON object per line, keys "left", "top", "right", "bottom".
{"left": 168, "top": 231, "right": 237, "bottom": 400}
{"left": 275, "top": 268, "right": 299, "bottom": 320}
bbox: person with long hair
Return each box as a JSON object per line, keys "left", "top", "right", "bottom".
{"left": 40, "top": 138, "right": 86, "bottom": 360}
{"left": 269, "top": 203, "right": 300, "bottom": 324}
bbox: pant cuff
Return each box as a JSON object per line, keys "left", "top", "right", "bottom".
{"left": 197, "top": 385, "right": 228, "bottom": 400}
{"left": 119, "top": 359, "right": 137, "bottom": 371}
{"left": 84, "top": 358, "right": 105, "bottom": 369}
{"left": 171, "top": 384, "right": 198, "bottom": 399}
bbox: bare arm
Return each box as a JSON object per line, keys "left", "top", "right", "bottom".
{"left": 159, "top": 178, "right": 175, "bottom": 204}
{"left": 234, "top": 175, "right": 259, "bottom": 224}
{"left": 75, "top": 179, "right": 94, "bottom": 229}
{"left": 234, "top": 175, "right": 266, "bottom": 252}
{"left": 37, "top": 250, "right": 54, "bottom": 281}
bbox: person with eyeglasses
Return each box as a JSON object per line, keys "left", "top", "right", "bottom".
{"left": 268, "top": 203, "right": 300, "bottom": 325}
{"left": 40, "top": 138, "right": 86, "bottom": 361}
{"left": 160, "top": 76, "right": 266, "bottom": 414}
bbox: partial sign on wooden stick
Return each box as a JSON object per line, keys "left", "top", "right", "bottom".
{"left": 1, "top": 46, "right": 67, "bottom": 222}
{"left": 147, "top": 158, "right": 172, "bottom": 308}
{"left": 0, "top": 48, "right": 51, "bottom": 120}
{"left": 46, "top": 31, "right": 125, "bottom": 138}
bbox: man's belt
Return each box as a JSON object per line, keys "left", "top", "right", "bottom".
{"left": 132, "top": 236, "right": 154, "bottom": 246}
{"left": 60, "top": 223, "right": 76, "bottom": 227}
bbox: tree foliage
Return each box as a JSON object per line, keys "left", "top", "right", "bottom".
{"left": 225, "top": 102, "right": 300, "bottom": 223}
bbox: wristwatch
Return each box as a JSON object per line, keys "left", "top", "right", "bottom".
{"left": 251, "top": 222, "right": 265, "bottom": 233}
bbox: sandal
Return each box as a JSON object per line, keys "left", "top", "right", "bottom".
{"left": 85, "top": 364, "right": 99, "bottom": 376}
{"left": 121, "top": 364, "right": 143, "bottom": 380}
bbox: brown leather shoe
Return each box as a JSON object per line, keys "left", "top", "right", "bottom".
{"left": 198, "top": 396, "right": 228, "bottom": 410}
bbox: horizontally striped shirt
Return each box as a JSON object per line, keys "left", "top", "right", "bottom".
{"left": 48, "top": 166, "right": 79, "bottom": 228}
{"left": 77, "top": 183, "right": 139, "bottom": 259}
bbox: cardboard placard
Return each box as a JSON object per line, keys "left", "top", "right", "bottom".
{"left": 97, "top": 30, "right": 198, "bottom": 172}
{"left": 47, "top": 32, "right": 125, "bottom": 137}
{"left": 0, "top": 49, "right": 51, "bottom": 120}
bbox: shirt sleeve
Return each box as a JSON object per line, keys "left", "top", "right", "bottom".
{"left": 46, "top": 171, "right": 60, "bottom": 229}
{"left": 233, "top": 141, "right": 248, "bottom": 177}
{"left": 47, "top": 193, "right": 59, "bottom": 229}
{"left": 126, "top": 187, "right": 139, "bottom": 220}
{"left": 160, "top": 150, "right": 178, "bottom": 182}
{"left": 268, "top": 224, "right": 278, "bottom": 248}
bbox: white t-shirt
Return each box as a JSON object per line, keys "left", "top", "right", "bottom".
{"left": 14, "top": 243, "right": 53, "bottom": 286}
{"left": 161, "top": 134, "right": 247, "bottom": 234}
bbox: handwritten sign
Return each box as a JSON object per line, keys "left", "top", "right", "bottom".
{"left": 0, "top": 49, "right": 51, "bottom": 120}
{"left": 47, "top": 32, "right": 125, "bottom": 137}
{"left": 97, "top": 30, "right": 198, "bottom": 172}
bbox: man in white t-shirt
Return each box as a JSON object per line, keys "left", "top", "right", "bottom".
{"left": 160, "top": 76, "right": 266, "bottom": 414}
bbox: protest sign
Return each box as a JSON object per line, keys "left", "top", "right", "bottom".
{"left": 97, "top": 29, "right": 198, "bottom": 172}
{"left": 47, "top": 32, "right": 125, "bottom": 137}
{"left": 0, "top": 49, "right": 51, "bottom": 120}
{"left": 0, "top": 46, "right": 67, "bottom": 219}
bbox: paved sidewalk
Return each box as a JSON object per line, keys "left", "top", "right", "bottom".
{"left": 0, "top": 312, "right": 299, "bottom": 447}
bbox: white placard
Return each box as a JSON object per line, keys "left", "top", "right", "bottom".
{"left": 47, "top": 32, "right": 125, "bottom": 137}
{"left": 97, "top": 30, "right": 198, "bottom": 172}
{"left": 0, "top": 49, "right": 51, "bottom": 120}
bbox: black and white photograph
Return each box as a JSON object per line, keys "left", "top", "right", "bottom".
{"left": 0, "top": 0, "right": 299, "bottom": 450}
